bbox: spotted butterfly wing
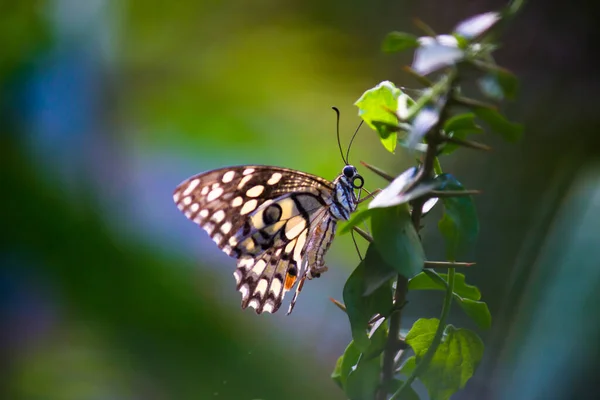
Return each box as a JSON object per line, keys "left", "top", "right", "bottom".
{"left": 173, "top": 165, "right": 362, "bottom": 314}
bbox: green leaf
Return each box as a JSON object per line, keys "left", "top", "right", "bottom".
{"left": 343, "top": 260, "right": 393, "bottom": 351}
{"left": 478, "top": 74, "right": 504, "bottom": 101}
{"left": 370, "top": 204, "right": 425, "bottom": 279}
{"left": 442, "top": 113, "right": 484, "bottom": 155}
{"left": 363, "top": 321, "right": 388, "bottom": 360}
{"left": 345, "top": 353, "right": 381, "bottom": 400}
{"left": 473, "top": 106, "right": 523, "bottom": 142}
{"left": 387, "top": 378, "right": 421, "bottom": 400}
{"left": 382, "top": 31, "right": 420, "bottom": 53}
{"left": 444, "top": 113, "right": 481, "bottom": 132}
{"left": 338, "top": 208, "right": 376, "bottom": 235}
{"left": 399, "top": 356, "right": 417, "bottom": 377}
{"left": 496, "top": 68, "right": 519, "bottom": 100}
{"left": 355, "top": 81, "right": 402, "bottom": 153}
{"left": 409, "top": 271, "right": 481, "bottom": 300}
{"left": 453, "top": 295, "right": 492, "bottom": 330}
{"left": 406, "top": 319, "right": 484, "bottom": 400}
{"left": 478, "top": 68, "right": 519, "bottom": 101}
{"left": 362, "top": 243, "right": 396, "bottom": 296}
{"left": 437, "top": 175, "right": 479, "bottom": 260}
{"left": 331, "top": 340, "right": 361, "bottom": 389}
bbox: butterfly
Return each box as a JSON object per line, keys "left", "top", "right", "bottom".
{"left": 173, "top": 163, "right": 364, "bottom": 315}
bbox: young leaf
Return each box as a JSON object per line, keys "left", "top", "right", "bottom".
{"left": 343, "top": 260, "right": 393, "bottom": 351}
{"left": 387, "top": 378, "right": 421, "bottom": 400}
{"left": 407, "top": 104, "right": 441, "bottom": 148}
{"left": 338, "top": 208, "right": 376, "bottom": 235}
{"left": 355, "top": 81, "right": 402, "bottom": 153}
{"left": 331, "top": 340, "right": 361, "bottom": 389}
{"left": 444, "top": 113, "right": 481, "bottom": 132}
{"left": 370, "top": 204, "right": 425, "bottom": 279}
{"left": 473, "top": 106, "right": 523, "bottom": 142}
{"left": 441, "top": 113, "right": 483, "bottom": 155}
{"left": 412, "top": 35, "right": 465, "bottom": 75}
{"left": 408, "top": 271, "right": 481, "bottom": 300}
{"left": 382, "top": 31, "right": 420, "bottom": 53}
{"left": 478, "top": 74, "right": 504, "bottom": 101}
{"left": 363, "top": 244, "right": 397, "bottom": 296}
{"left": 453, "top": 295, "right": 492, "bottom": 330}
{"left": 369, "top": 167, "right": 445, "bottom": 209}
{"left": 345, "top": 354, "right": 381, "bottom": 400}
{"left": 406, "top": 319, "right": 484, "bottom": 400}
{"left": 437, "top": 175, "right": 479, "bottom": 260}
{"left": 454, "top": 12, "right": 501, "bottom": 40}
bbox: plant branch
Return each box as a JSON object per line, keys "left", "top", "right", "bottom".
{"left": 391, "top": 269, "right": 456, "bottom": 399}
{"left": 378, "top": 70, "right": 458, "bottom": 399}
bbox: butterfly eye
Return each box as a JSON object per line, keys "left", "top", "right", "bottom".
{"left": 352, "top": 175, "right": 364, "bottom": 189}
{"left": 343, "top": 165, "right": 355, "bottom": 178}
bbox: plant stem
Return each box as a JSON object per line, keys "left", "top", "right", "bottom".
{"left": 390, "top": 269, "right": 456, "bottom": 400}
{"left": 378, "top": 70, "right": 458, "bottom": 399}
{"left": 377, "top": 276, "right": 408, "bottom": 400}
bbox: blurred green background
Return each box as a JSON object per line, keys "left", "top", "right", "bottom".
{"left": 2, "top": 1, "right": 600, "bottom": 399}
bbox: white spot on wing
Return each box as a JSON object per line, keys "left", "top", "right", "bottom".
{"left": 285, "top": 217, "right": 306, "bottom": 239}
{"left": 238, "top": 257, "right": 254, "bottom": 270}
{"left": 204, "top": 222, "right": 215, "bottom": 235}
{"left": 212, "top": 210, "right": 225, "bottom": 223}
{"left": 201, "top": 186, "right": 209, "bottom": 195}
{"left": 222, "top": 171, "right": 236, "bottom": 183}
{"left": 212, "top": 233, "right": 223, "bottom": 246}
{"left": 237, "top": 175, "right": 253, "bottom": 189}
{"left": 229, "top": 236, "right": 238, "bottom": 246}
{"left": 183, "top": 179, "right": 200, "bottom": 196}
{"left": 271, "top": 279, "right": 282, "bottom": 297}
{"left": 190, "top": 203, "right": 200, "bottom": 213}
{"left": 231, "top": 196, "right": 243, "bottom": 207}
{"left": 262, "top": 302, "right": 274, "bottom": 313}
{"left": 255, "top": 279, "right": 269, "bottom": 298}
{"left": 248, "top": 298, "right": 260, "bottom": 310}
{"left": 294, "top": 231, "right": 307, "bottom": 264}
{"left": 240, "top": 199, "right": 258, "bottom": 215}
{"left": 243, "top": 168, "right": 255, "bottom": 175}
{"left": 183, "top": 196, "right": 192, "bottom": 206}
{"left": 221, "top": 222, "right": 232, "bottom": 234}
{"left": 246, "top": 185, "right": 265, "bottom": 198}
{"left": 233, "top": 269, "right": 242, "bottom": 284}
{"left": 207, "top": 187, "right": 224, "bottom": 201}
{"left": 173, "top": 192, "right": 181, "bottom": 202}
{"left": 252, "top": 260, "right": 267, "bottom": 276}
{"left": 199, "top": 209, "right": 209, "bottom": 218}
{"left": 239, "top": 284, "right": 250, "bottom": 300}
{"left": 267, "top": 173, "right": 283, "bottom": 185}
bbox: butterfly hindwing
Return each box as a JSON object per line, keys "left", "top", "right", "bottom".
{"left": 173, "top": 166, "right": 338, "bottom": 313}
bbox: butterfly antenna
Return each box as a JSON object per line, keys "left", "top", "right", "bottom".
{"left": 332, "top": 106, "right": 348, "bottom": 164}
{"left": 346, "top": 120, "right": 364, "bottom": 165}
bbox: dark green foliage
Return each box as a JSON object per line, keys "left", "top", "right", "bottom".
{"left": 333, "top": 5, "right": 524, "bottom": 399}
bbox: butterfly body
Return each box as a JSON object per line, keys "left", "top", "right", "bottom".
{"left": 173, "top": 164, "right": 363, "bottom": 314}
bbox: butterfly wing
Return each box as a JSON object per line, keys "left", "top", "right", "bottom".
{"left": 173, "top": 165, "right": 336, "bottom": 313}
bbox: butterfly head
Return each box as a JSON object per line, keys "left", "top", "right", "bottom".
{"left": 330, "top": 164, "right": 363, "bottom": 220}
{"left": 342, "top": 165, "right": 364, "bottom": 190}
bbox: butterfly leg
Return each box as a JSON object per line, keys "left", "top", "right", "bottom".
{"left": 357, "top": 188, "right": 381, "bottom": 204}
{"left": 307, "top": 264, "right": 328, "bottom": 279}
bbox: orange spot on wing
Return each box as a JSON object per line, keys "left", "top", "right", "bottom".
{"left": 284, "top": 274, "right": 296, "bottom": 290}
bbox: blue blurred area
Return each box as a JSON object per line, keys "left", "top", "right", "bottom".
{"left": 2, "top": 0, "right": 600, "bottom": 399}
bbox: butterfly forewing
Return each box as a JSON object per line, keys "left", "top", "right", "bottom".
{"left": 173, "top": 165, "right": 339, "bottom": 314}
